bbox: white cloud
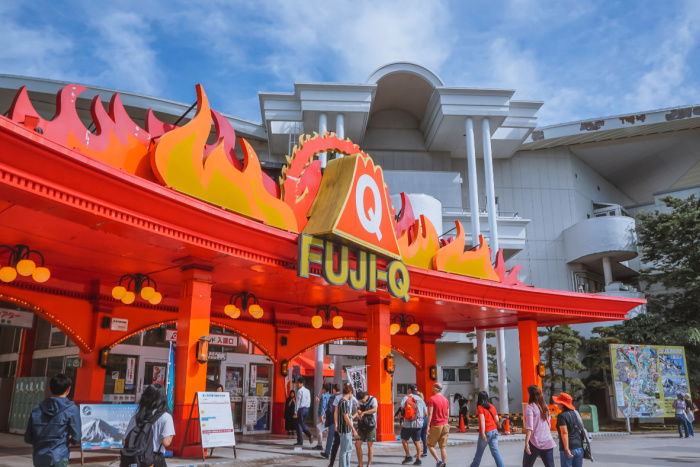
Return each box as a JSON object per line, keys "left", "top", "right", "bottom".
{"left": 90, "top": 11, "right": 162, "bottom": 95}
{"left": 624, "top": 0, "right": 700, "bottom": 110}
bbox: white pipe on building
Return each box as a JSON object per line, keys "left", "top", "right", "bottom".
{"left": 482, "top": 117, "right": 509, "bottom": 414}
{"left": 314, "top": 345, "right": 324, "bottom": 425}
{"left": 333, "top": 355, "right": 342, "bottom": 387}
{"left": 476, "top": 328, "right": 488, "bottom": 392}
{"left": 465, "top": 118, "right": 480, "bottom": 247}
{"left": 319, "top": 113, "right": 328, "bottom": 168}
{"left": 335, "top": 113, "right": 345, "bottom": 159}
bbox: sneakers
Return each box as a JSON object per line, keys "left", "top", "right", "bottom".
{"left": 436, "top": 462, "right": 445, "bottom": 467}
{"left": 422, "top": 451, "right": 428, "bottom": 457}
{"left": 314, "top": 444, "right": 324, "bottom": 450}
{"left": 402, "top": 457, "right": 413, "bottom": 465}
{"left": 413, "top": 459, "right": 422, "bottom": 465}
{"left": 320, "top": 452, "right": 329, "bottom": 459}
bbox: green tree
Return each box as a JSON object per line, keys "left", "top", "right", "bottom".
{"left": 539, "top": 325, "right": 585, "bottom": 401}
{"left": 610, "top": 195, "right": 700, "bottom": 388}
{"left": 466, "top": 331, "right": 509, "bottom": 403}
{"left": 580, "top": 327, "right": 622, "bottom": 417}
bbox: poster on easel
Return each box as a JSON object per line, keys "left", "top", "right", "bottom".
{"left": 198, "top": 392, "right": 236, "bottom": 448}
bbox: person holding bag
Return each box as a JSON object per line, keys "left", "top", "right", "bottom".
{"left": 469, "top": 391, "right": 505, "bottom": 467}
{"left": 522, "top": 385, "right": 556, "bottom": 467}
{"left": 355, "top": 391, "right": 377, "bottom": 467}
{"left": 553, "top": 392, "right": 592, "bottom": 467}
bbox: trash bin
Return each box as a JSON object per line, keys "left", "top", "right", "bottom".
{"left": 579, "top": 404, "right": 599, "bottom": 432}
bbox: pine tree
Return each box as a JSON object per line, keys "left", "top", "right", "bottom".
{"left": 539, "top": 325, "right": 585, "bottom": 401}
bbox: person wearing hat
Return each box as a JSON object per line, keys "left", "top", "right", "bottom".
{"left": 553, "top": 392, "right": 584, "bottom": 467}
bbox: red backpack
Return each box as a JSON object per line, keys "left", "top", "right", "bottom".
{"left": 404, "top": 395, "right": 418, "bottom": 421}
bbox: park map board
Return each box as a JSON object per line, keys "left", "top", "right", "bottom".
{"left": 610, "top": 344, "right": 690, "bottom": 418}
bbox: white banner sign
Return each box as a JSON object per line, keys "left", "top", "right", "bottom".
{"left": 125, "top": 358, "right": 135, "bottom": 385}
{"left": 197, "top": 392, "right": 236, "bottom": 448}
{"left": 165, "top": 330, "right": 238, "bottom": 347}
{"left": 0, "top": 308, "right": 34, "bottom": 328}
{"left": 346, "top": 365, "right": 367, "bottom": 393}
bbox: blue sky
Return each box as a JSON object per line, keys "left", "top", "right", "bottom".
{"left": 2, "top": 0, "right": 699, "bottom": 126}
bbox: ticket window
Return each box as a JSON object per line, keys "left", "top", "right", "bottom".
{"left": 102, "top": 354, "right": 137, "bottom": 403}
{"left": 223, "top": 365, "right": 245, "bottom": 431}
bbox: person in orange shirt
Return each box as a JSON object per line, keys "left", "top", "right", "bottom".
{"left": 469, "top": 391, "right": 504, "bottom": 467}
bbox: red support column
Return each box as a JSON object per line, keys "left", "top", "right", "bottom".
{"left": 271, "top": 326, "right": 291, "bottom": 435}
{"left": 172, "top": 266, "right": 212, "bottom": 457}
{"left": 367, "top": 299, "right": 394, "bottom": 442}
{"left": 16, "top": 315, "right": 38, "bottom": 377}
{"left": 518, "top": 320, "right": 541, "bottom": 400}
{"left": 416, "top": 336, "right": 438, "bottom": 396}
{"left": 73, "top": 301, "right": 111, "bottom": 404}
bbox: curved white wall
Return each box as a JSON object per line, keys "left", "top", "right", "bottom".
{"left": 562, "top": 216, "right": 638, "bottom": 263}
{"left": 391, "top": 193, "right": 443, "bottom": 236}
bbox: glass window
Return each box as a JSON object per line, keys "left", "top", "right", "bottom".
{"left": 35, "top": 319, "right": 52, "bottom": 350}
{"left": 396, "top": 383, "right": 410, "bottom": 395}
{"left": 249, "top": 364, "right": 271, "bottom": 396}
{"left": 0, "top": 360, "right": 16, "bottom": 377}
{"left": 121, "top": 333, "right": 141, "bottom": 346}
{"left": 458, "top": 368, "right": 471, "bottom": 382}
{"left": 0, "top": 327, "right": 21, "bottom": 354}
{"left": 31, "top": 357, "right": 47, "bottom": 377}
{"left": 46, "top": 356, "right": 65, "bottom": 377}
{"left": 49, "top": 328, "right": 67, "bottom": 348}
{"left": 142, "top": 325, "right": 173, "bottom": 348}
{"left": 102, "top": 354, "right": 138, "bottom": 398}
{"left": 442, "top": 368, "right": 456, "bottom": 382}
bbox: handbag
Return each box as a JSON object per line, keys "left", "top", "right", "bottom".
{"left": 574, "top": 410, "right": 594, "bottom": 461}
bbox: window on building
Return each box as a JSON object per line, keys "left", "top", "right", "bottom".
{"left": 0, "top": 360, "right": 16, "bottom": 378}
{"left": 120, "top": 333, "right": 142, "bottom": 346}
{"left": 49, "top": 328, "right": 67, "bottom": 348}
{"left": 35, "top": 319, "right": 52, "bottom": 350}
{"left": 442, "top": 368, "right": 456, "bottom": 382}
{"left": 142, "top": 326, "right": 172, "bottom": 348}
{"left": 0, "top": 327, "right": 22, "bottom": 354}
{"left": 396, "top": 383, "right": 411, "bottom": 395}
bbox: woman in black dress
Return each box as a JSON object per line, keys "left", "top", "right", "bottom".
{"left": 285, "top": 390, "right": 297, "bottom": 435}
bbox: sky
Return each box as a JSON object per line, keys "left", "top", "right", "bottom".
{"left": 2, "top": 0, "right": 700, "bottom": 126}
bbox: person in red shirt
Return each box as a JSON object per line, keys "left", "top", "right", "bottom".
{"left": 426, "top": 383, "right": 450, "bottom": 467}
{"left": 469, "top": 391, "right": 504, "bottom": 467}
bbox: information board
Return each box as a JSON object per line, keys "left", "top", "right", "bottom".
{"left": 80, "top": 404, "right": 137, "bottom": 450}
{"left": 198, "top": 392, "right": 235, "bottom": 448}
{"left": 610, "top": 344, "right": 690, "bottom": 418}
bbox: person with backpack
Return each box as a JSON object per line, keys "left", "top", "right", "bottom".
{"left": 315, "top": 383, "right": 332, "bottom": 450}
{"left": 121, "top": 384, "right": 174, "bottom": 467}
{"left": 400, "top": 384, "right": 427, "bottom": 465}
{"left": 355, "top": 391, "right": 378, "bottom": 467}
{"left": 673, "top": 393, "right": 690, "bottom": 438}
{"left": 553, "top": 392, "right": 586, "bottom": 467}
{"left": 336, "top": 384, "right": 359, "bottom": 467}
{"left": 522, "top": 385, "right": 556, "bottom": 467}
{"left": 25, "top": 373, "right": 81, "bottom": 467}
{"left": 469, "top": 390, "right": 504, "bottom": 467}
{"left": 326, "top": 383, "right": 358, "bottom": 466}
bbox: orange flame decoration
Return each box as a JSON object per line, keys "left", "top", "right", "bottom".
{"left": 432, "top": 222, "right": 500, "bottom": 281}
{"left": 398, "top": 215, "right": 440, "bottom": 269}
{"left": 149, "top": 85, "right": 298, "bottom": 231}
{"left": 281, "top": 133, "right": 376, "bottom": 230}
{"left": 8, "top": 85, "right": 154, "bottom": 179}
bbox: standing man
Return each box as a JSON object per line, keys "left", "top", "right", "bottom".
{"left": 355, "top": 391, "right": 378, "bottom": 467}
{"left": 399, "top": 384, "right": 427, "bottom": 465}
{"left": 25, "top": 373, "right": 81, "bottom": 467}
{"left": 426, "top": 383, "right": 450, "bottom": 467}
{"left": 321, "top": 384, "right": 340, "bottom": 460}
{"left": 336, "top": 384, "right": 359, "bottom": 467}
{"left": 315, "top": 383, "right": 332, "bottom": 450}
{"left": 294, "top": 377, "right": 314, "bottom": 446}
{"left": 327, "top": 383, "right": 358, "bottom": 466}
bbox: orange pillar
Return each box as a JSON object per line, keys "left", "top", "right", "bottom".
{"left": 416, "top": 336, "right": 438, "bottom": 396}
{"left": 518, "top": 320, "right": 541, "bottom": 400}
{"left": 73, "top": 302, "right": 111, "bottom": 404}
{"left": 172, "top": 266, "right": 212, "bottom": 457}
{"left": 367, "top": 299, "right": 394, "bottom": 442}
{"left": 272, "top": 326, "right": 291, "bottom": 435}
{"left": 16, "top": 315, "right": 37, "bottom": 377}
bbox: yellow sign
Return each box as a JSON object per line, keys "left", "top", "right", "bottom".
{"left": 298, "top": 234, "right": 410, "bottom": 301}
{"left": 114, "top": 379, "right": 125, "bottom": 394}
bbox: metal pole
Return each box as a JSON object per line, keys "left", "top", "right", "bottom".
{"left": 314, "top": 345, "right": 324, "bottom": 426}
{"left": 465, "top": 118, "right": 480, "bottom": 247}
{"left": 318, "top": 113, "right": 328, "bottom": 168}
{"left": 476, "top": 328, "right": 488, "bottom": 392}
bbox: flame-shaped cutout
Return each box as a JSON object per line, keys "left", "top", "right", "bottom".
{"left": 150, "top": 84, "right": 298, "bottom": 231}
{"left": 8, "top": 85, "right": 154, "bottom": 179}
{"left": 281, "top": 133, "right": 369, "bottom": 230}
{"left": 433, "top": 222, "right": 499, "bottom": 281}
{"left": 494, "top": 249, "right": 525, "bottom": 286}
{"left": 398, "top": 215, "right": 440, "bottom": 269}
{"left": 394, "top": 193, "right": 416, "bottom": 240}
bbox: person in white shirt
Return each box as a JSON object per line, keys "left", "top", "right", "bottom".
{"left": 294, "top": 377, "right": 314, "bottom": 446}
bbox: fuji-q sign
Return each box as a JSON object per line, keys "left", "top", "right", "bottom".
{"left": 299, "top": 153, "right": 409, "bottom": 300}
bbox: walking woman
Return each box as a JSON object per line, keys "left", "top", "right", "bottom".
{"left": 522, "top": 385, "right": 556, "bottom": 467}
{"left": 684, "top": 393, "right": 696, "bottom": 437}
{"left": 285, "top": 390, "right": 297, "bottom": 435}
{"left": 469, "top": 391, "right": 504, "bottom": 467}
{"left": 121, "top": 384, "right": 174, "bottom": 467}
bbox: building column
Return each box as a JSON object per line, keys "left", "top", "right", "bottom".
{"left": 336, "top": 113, "right": 345, "bottom": 139}
{"left": 517, "top": 320, "right": 541, "bottom": 401}
{"left": 602, "top": 256, "right": 613, "bottom": 286}
{"left": 476, "top": 328, "right": 488, "bottom": 392}
{"left": 172, "top": 266, "right": 212, "bottom": 456}
{"left": 314, "top": 344, "right": 324, "bottom": 424}
{"left": 333, "top": 355, "right": 343, "bottom": 386}
{"left": 319, "top": 113, "right": 328, "bottom": 168}
{"left": 366, "top": 299, "right": 393, "bottom": 441}
{"left": 74, "top": 298, "right": 112, "bottom": 404}
{"left": 272, "top": 326, "right": 292, "bottom": 435}
{"left": 465, "top": 117, "right": 480, "bottom": 246}
{"left": 16, "top": 315, "right": 37, "bottom": 377}
{"left": 416, "top": 336, "right": 438, "bottom": 396}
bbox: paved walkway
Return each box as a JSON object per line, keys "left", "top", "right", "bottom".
{"left": 0, "top": 430, "right": 632, "bottom": 466}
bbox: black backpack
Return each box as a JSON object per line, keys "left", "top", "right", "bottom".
{"left": 359, "top": 396, "right": 376, "bottom": 429}
{"left": 120, "top": 412, "right": 163, "bottom": 467}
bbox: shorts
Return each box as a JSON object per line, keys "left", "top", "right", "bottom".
{"left": 357, "top": 424, "right": 377, "bottom": 442}
{"left": 427, "top": 424, "right": 449, "bottom": 448}
{"left": 400, "top": 427, "right": 421, "bottom": 442}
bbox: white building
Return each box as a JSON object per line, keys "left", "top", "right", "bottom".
{"left": 1, "top": 63, "right": 698, "bottom": 413}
